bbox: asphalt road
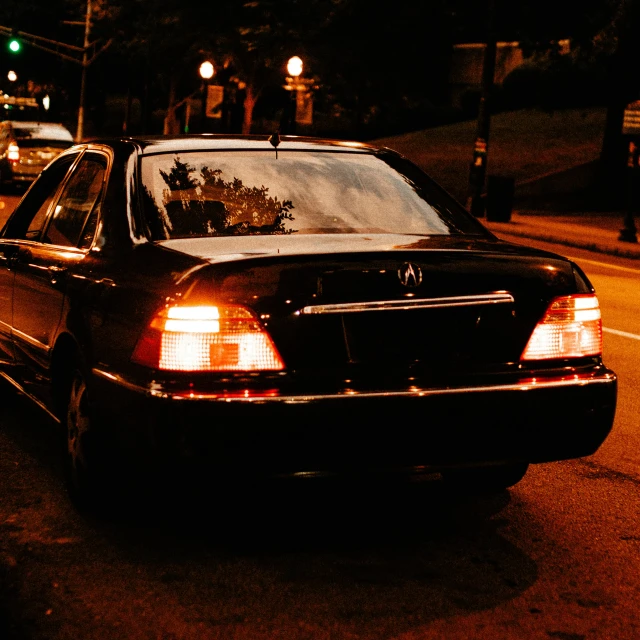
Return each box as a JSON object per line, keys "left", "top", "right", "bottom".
{"left": 0, "top": 222, "right": 639, "bottom": 638}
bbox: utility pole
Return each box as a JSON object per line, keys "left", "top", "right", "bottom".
{"left": 466, "top": 0, "right": 497, "bottom": 217}
{"left": 1, "top": 1, "right": 111, "bottom": 143}
{"left": 76, "top": 0, "right": 92, "bottom": 142}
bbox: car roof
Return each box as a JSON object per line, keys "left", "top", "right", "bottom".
{"left": 85, "top": 134, "right": 382, "bottom": 155}
{"left": 6, "top": 121, "right": 74, "bottom": 141}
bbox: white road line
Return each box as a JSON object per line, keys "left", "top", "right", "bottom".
{"left": 566, "top": 256, "right": 640, "bottom": 274}
{"left": 603, "top": 327, "right": 640, "bottom": 341}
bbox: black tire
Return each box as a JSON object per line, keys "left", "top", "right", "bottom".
{"left": 441, "top": 462, "right": 529, "bottom": 493}
{"left": 63, "top": 362, "right": 111, "bottom": 512}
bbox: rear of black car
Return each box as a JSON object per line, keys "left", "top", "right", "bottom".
{"left": 88, "top": 138, "right": 616, "bottom": 482}
{"left": 91, "top": 246, "right": 616, "bottom": 479}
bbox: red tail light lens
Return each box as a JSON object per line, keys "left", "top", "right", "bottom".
{"left": 521, "top": 294, "right": 602, "bottom": 360}
{"left": 8, "top": 143, "right": 20, "bottom": 163}
{"left": 131, "top": 305, "right": 285, "bottom": 372}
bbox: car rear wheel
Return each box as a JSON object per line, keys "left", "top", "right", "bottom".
{"left": 441, "top": 462, "right": 529, "bottom": 493}
{"left": 63, "top": 364, "right": 111, "bottom": 511}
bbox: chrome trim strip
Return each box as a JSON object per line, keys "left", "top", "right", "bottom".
{"left": 298, "top": 293, "right": 514, "bottom": 315}
{"left": 11, "top": 327, "right": 49, "bottom": 353}
{"left": 91, "top": 367, "right": 615, "bottom": 403}
{"left": 0, "top": 370, "right": 60, "bottom": 423}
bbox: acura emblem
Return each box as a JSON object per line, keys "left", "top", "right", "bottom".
{"left": 398, "top": 262, "right": 422, "bottom": 288}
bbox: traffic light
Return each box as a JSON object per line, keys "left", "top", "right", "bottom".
{"left": 8, "top": 35, "right": 21, "bottom": 53}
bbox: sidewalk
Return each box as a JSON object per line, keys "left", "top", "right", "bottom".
{"left": 482, "top": 211, "right": 640, "bottom": 260}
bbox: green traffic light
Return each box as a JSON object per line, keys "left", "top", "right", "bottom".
{"left": 8, "top": 39, "right": 21, "bottom": 53}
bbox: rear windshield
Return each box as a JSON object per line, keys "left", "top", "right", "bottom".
{"left": 139, "top": 150, "right": 486, "bottom": 240}
{"left": 14, "top": 126, "right": 73, "bottom": 145}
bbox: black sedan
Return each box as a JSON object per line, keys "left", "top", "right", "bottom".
{"left": 0, "top": 134, "right": 617, "bottom": 509}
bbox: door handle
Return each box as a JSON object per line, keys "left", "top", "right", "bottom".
{"left": 0, "top": 245, "right": 19, "bottom": 265}
{"left": 4, "top": 246, "right": 30, "bottom": 267}
{"left": 48, "top": 265, "right": 67, "bottom": 284}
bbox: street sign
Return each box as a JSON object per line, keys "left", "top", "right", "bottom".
{"left": 205, "top": 85, "right": 223, "bottom": 119}
{"left": 295, "top": 90, "right": 313, "bottom": 125}
{"left": 622, "top": 100, "right": 640, "bottom": 135}
{"left": 0, "top": 95, "right": 38, "bottom": 107}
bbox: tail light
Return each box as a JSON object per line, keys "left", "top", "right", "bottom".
{"left": 8, "top": 143, "right": 20, "bottom": 163}
{"left": 131, "top": 305, "right": 285, "bottom": 372}
{"left": 521, "top": 294, "right": 602, "bottom": 360}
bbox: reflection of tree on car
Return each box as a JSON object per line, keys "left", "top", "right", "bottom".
{"left": 143, "top": 156, "right": 295, "bottom": 238}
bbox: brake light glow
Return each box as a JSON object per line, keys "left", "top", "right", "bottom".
{"left": 521, "top": 294, "right": 602, "bottom": 360}
{"left": 131, "top": 305, "right": 285, "bottom": 372}
{"left": 8, "top": 143, "right": 20, "bottom": 163}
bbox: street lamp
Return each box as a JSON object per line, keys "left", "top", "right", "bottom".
{"left": 285, "top": 56, "right": 303, "bottom": 134}
{"left": 287, "top": 56, "right": 303, "bottom": 78}
{"left": 7, "top": 70, "right": 17, "bottom": 83}
{"left": 199, "top": 61, "right": 214, "bottom": 81}
{"left": 199, "top": 61, "right": 215, "bottom": 132}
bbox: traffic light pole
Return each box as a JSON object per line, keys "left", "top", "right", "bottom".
{"left": 0, "top": 2, "right": 111, "bottom": 142}
{"left": 0, "top": 25, "right": 85, "bottom": 64}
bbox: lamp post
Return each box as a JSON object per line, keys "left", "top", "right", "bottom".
{"left": 466, "top": 0, "right": 496, "bottom": 217}
{"left": 199, "top": 60, "right": 215, "bottom": 133}
{"left": 76, "top": 0, "right": 91, "bottom": 142}
{"left": 285, "top": 56, "right": 303, "bottom": 134}
{"left": 619, "top": 138, "right": 639, "bottom": 243}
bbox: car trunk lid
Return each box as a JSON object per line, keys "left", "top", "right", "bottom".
{"left": 167, "top": 235, "right": 578, "bottom": 381}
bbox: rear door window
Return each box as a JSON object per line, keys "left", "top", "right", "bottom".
{"left": 43, "top": 153, "right": 107, "bottom": 248}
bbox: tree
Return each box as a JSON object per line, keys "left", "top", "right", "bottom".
{"left": 95, "top": 0, "right": 339, "bottom": 134}
{"left": 209, "top": 0, "right": 338, "bottom": 134}
{"left": 449, "top": 0, "right": 640, "bottom": 206}
{"left": 592, "top": 0, "right": 640, "bottom": 203}
{"left": 311, "top": 0, "right": 455, "bottom": 138}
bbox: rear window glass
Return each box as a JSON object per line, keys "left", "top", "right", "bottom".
{"left": 139, "top": 150, "right": 484, "bottom": 240}
{"left": 13, "top": 125, "right": 73, "bottom": 143}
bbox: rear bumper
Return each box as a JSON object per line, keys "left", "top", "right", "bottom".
{"left": 90, "top": 366, "right": 617, "bottom": 475}
{"left": 11, "top": 166, "right": 42, "bottom": 182}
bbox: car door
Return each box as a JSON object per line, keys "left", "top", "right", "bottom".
{"left": 0, "top": 201, "right": 14, "bottom": 368}
{"left": 9, "top": 151, "right": 106, "bottom": 399}
{"left": 0, "top": 151, "right": 80, "bottom": 372}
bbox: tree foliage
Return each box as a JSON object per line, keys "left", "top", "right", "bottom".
{"left": 146, "top": 156, "right": 295, "bottom": 238}
{"left": 92, "top": 0, "right": 339, "bottom": 133}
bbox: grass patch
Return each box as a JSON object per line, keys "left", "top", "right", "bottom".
{"left": 373, "top": 107, "right": 607, "bottom": 204}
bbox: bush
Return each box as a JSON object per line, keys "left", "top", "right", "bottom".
{"left": 500, "top": 55, "right": 608, "bottom": 112}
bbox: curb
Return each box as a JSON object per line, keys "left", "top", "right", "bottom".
{"left": 483, "top": 221, "right": 640, "bottom": 260}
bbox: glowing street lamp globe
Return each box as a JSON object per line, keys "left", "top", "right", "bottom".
{"left": 287, "top": 56, "right": 303, "bottom": 78}
{"left": 199, "top": 61, "right": 214, "bottom": 80}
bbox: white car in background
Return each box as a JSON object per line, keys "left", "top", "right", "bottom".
{"left": 0, "top": 120, "right": 75, "bottom": 190}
